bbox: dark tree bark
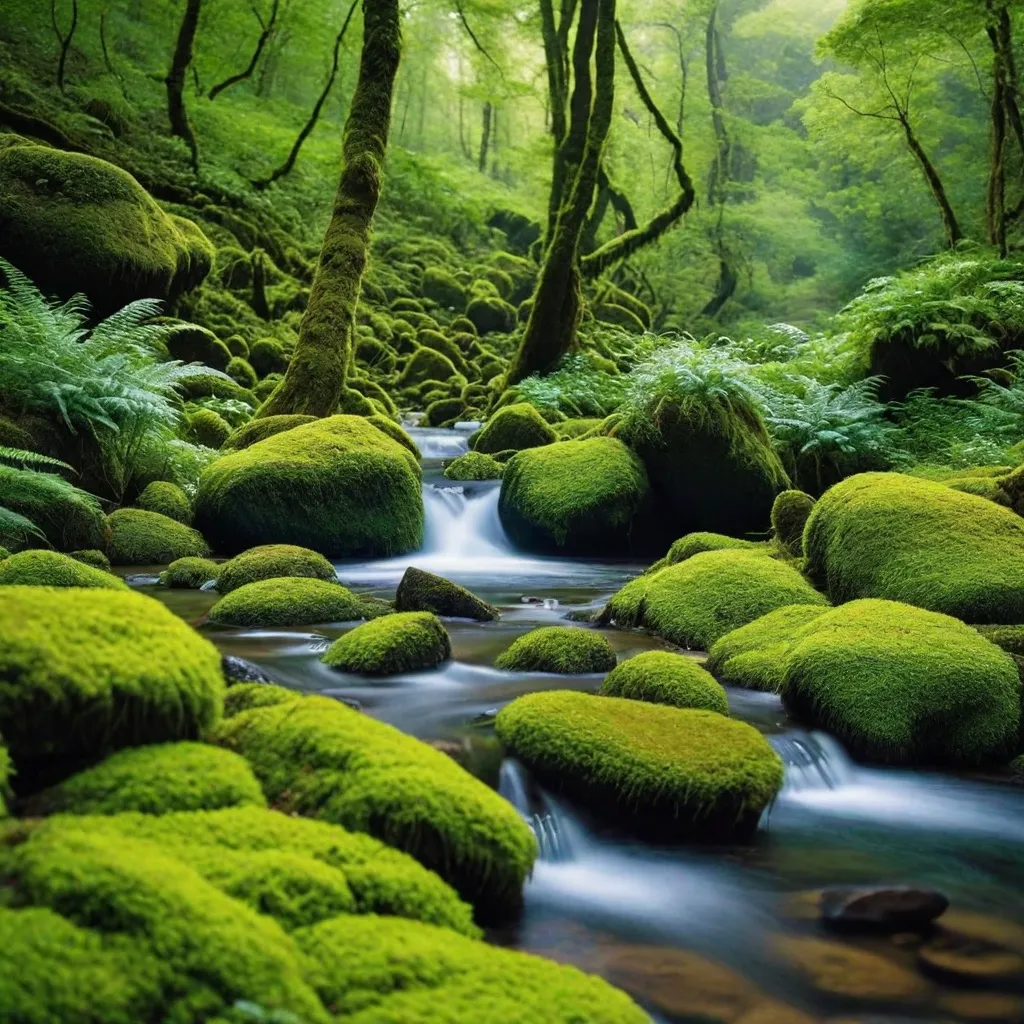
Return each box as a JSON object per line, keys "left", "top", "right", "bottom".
{"left": 251, "top": 248, "right": 270, "bottom": 320}
{"left": 51, "top": 0, "right": 78, "bottom": 93}
{"left": 479, "top": 102, "right": 493, "bottom": 171}
{"left": 988, "top": 18, "right": 1009, "bottom": 254}
{"left": 257, "top": 0, "right": 401, "bottom": 418}
{"left": 252, "top": 0, "right": 358, "bottom": 190}
{"left": 209, "top": 0, "right": 279, "bottom": 101}
{"left": 166, "top": 0, "right": 202, "bottom": 174}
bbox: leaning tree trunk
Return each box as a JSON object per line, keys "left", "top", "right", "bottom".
{"left": 257, "top": 0, "right": 401, "bottom": 419}
{"left": 898, "top": 111, "right": 963, "bottom": 248}
{"left": 166, "top": 0, "right": 202, "bottom": 174}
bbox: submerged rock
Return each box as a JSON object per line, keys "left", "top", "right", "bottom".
{"left": 599, "top": 651, "right": 729, "bottom": 714}
{"left": 158, "top": 556, "right": 220, "bottom": 589}
{"left": 820, "top": 886, "right": 949, "bottom": 933}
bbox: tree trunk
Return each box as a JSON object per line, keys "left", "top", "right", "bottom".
{"left": 209, "top": 0, "right": 279, "bottom": 101}
{"left": 987, "top": 20, "right": 1008, "bottom": 255}
{"left": 705, "top": 5, "right": 730, "bottom": 207}
{"left": 478, "top": 101, "right": 492, "bottom": 172}
{"left": 257, "top": 0, "right": 401, "bottom": 418}
{"left": 52, "top": 0, "right": 79, "bottom": 93}
{"left": 898, "top": 112, "right": 963, "bottom": 247}
{"left": 166, "top": 0, "right": 201, "bottom": 174}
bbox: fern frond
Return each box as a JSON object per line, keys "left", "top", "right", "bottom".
{"left": 0, "top": 447, "right": 75, "bottom": 472}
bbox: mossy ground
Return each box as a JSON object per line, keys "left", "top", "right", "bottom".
{"left": 216, "top": 543, "right": 337, "bottom": 593}
{"left": 322, "top": 612, "right": 452, "bottom": 675}
{"left": 495, "top": 626, "right": 618, "bottom": 673}
{"left": 600, "top": 651, "right": 729, "bottom": 714}
{"left": 209, "top": 577, "right": 388, "bottom": 628}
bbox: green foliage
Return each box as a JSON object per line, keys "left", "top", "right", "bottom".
{"left": 394, "top": 567, "right": 498, "bottom": 622}
{"left": 599, "top": 651, "right": 729, "bottom": 714}
{"left": 514, "top": 354, "right": 628, "bottom": 418}
{"left": 494, "top": 626, "right": 617, "bottom": 674}
{"left": 0, "top": 463, "right": 107, "bottom": 552}
{"left": 217, "top": 544, "right": 336, "bottom": 594}
{"left": 210, "top": 578, "right": 386, "bottom": 628}
{"left": 106, "top": 508, "right": 210, "bottom": 565}
{"left": 321, "top": 612, "right": 452, "bottom": 675}
{"left": 0, "top": 549, "right": 127, "bottom": 590}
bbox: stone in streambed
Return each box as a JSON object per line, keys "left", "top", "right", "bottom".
{"left": 395, "top": 566, "right": 498, "bottom": 621}
{"left": 820, "top": 886, "right": 949, "bottom": 933}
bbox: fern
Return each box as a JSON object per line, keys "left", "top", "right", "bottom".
{"left": 0, "top": 446, "right": 74, "bottom": 472}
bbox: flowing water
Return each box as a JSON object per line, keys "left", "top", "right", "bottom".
{"left": 139, "top": 426, "right": 1024, "bottom": 1024}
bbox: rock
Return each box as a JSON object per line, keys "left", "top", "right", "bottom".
{"left": 395, "top": 566, "right": 498, "bottom": 622}
{"left": 600, "top": 651, "right": 729, "bottom": 714}
{"left": 443, "top": 450, "right": 504, "bottom": 481}
{"left": 321, "top": 611, "right": 452, "bottom": 675}
{"left": 647, "top": 531, "right": 769, "bottom": 574}
{"left": 473, "top": 402, "right": 557, "bottom": 454}
{"left": 221, "top": 655, "right": 274, "bottom": 685}
{"left": 772, "top": 490, "right": 815, "bottom": 557}
{"left": 0, "top": 550, "right": 128, "bottom": 590}
{"left": 215, "top": 543, "right": 337, "bottom": 594}
{"left": 106, "top": 508, "right": 209, "bottom": 566}
{"left": 134, "top": 481, "right": 192, "bottom": 525}
{"left": 494, "top": 626, "right": 617, "bottom": 674}
{"left": 222, "top": 414, "right": 317, "bottom": 451}
{"left": 159, "top": 556, "right": 220, "bottom": 589}
{"left": 820, "top": 887, "right": 949, "bottom": 932}
{"left": 918, "top": 932, "right": 1024, "bottom": 987}
{"left": 209, "top": 577, "right": 387, "bottom": 628}
{"left": 466, "top": 294, "right": 517, "bottom": 334}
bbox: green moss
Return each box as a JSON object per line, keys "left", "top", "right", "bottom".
{"left": 0, "top": 464, "right": 108, "bottom": 552}
{"left": 253, "top": 372, "right": 283, "bottom": 400}
{"left": 804, "top": 472, "right": 1024, "bottom": 623}
{"left": 499, "top": 438, "right": 651, "bottom": 555}
{"left": 225, "top": 334, "right": 250, "bottom": 357}
{"left": 210, "top": 577, "right": 387, "bottom": 628}
{"left": 473, "top": 402, "right": 557, "bottom": 455}
{"left": 322, "top": 612, "right": 451, "bottom": 675}
{"left": 159, "top": 556, "right": 220, "bottom": 589}
{"left": 194, "top": 415, "right": 423, "bottom": 558}
{"left": 0, "top": 587, "right": 224, "bottom": 766}
{"left": 355, "top": 336, "right": 398, "bottom": 374}
{"left": 600, "top": 549, "right": 828, "bottom": 650}
{"left": 165, "top": 323, "right": 232, "bottom": 371}
{"left": 771, "top": 489, "right": 816, "bottom": 557}
{"left": 558, "top": 416, "right": 606, "bottom": 439}
{"left": 185, "top": 407, "right": 232, "bottom": 448}
{"left": 495, "top": 626, "right": 617, "bottom": 673}
{"left": 0, "top": 546, "right": 9, "bottom": 561}
{"left": 213, "top": 694, "right": 537, "bottom": 919}
{"left": 226, "top": 356, "right": 258, "bottom": 390}
{"left": 28, "top": 742, "right": 267, "bottom": 816}
{"left": 647, "top": 532, "right": 768, "bottom": 573}
{"left": 106, "top": 508, "right": 209, "bottom": 565}
{"left": 496, "top": 691, "right": 783, "bottom": 841}
{"left": 975, "top": 624, "right": 1024, "bottom": 656}
{"left": 422, "top": 267, "right": 469, "bottom": 308}
{"left": 444, "top": 451, "right": 504, "bottom": 480}
{"left": 594, "top": 302, "right": 645, "bottom": 333}
{"left": 394, "top": 567, "right": 498, "bottom": 622}
{"left": 466, "top": 295, "right": 516, "bottom": 335}
{"left": 424, "top": 397, "right": 464, "bottom": 427}
{"left": 134, "top": 480, "right": 192, "bottom": 525}
{"left": 69, "top": 549, "right": 111, "bottom": 570}
{"left": 217, "top": 544, "right": 336, "bottom": 594}
{"left": 0, "top": 550, "right": 128, "bottom": 590}
{"left": 224, "top": 683, "right": 300, "bottom": 718}
{"left": 222, "top": 414, "right": 316, "bottom": 451}
{"left": 177, "top": 371, "right": 254, "bottom": 404}
{"left": 365, "top": 415, "right": 421, "bottom": 457}
{"left": 418, "top": 330, "right": 471, "bottom": 375}
{"left": 248, "top": 338, "right": 289, "bottom": 377}
{"left": 397, "top": 346, "right": 459, "bottom": 387}
{"left": 600, "top": 651, "right": 729, "bottom": 714}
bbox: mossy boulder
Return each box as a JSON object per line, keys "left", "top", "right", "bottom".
{"left": 599, "top": 549, "right": 828, "bottom": 650}
{"left": 159, "top": 556, "right": 220, "bottom": 589}
{"left": 217, "top": 543, "right": 336, "bottom": 594}
{"left": 134, "top": 480, "right": 192, "bottom": 525}
{"left": 397, "top": 345, "right": 460, "bottom": 388}
{"left": 194, "top": 415, "right": 423, "bottom": 558}
{"left": 248, "top": 338, "right": 289, "bottom": 377}
{"left": 185, "top": 407, "right": 232, "bottom": 448}
{"left": 647, "top": 531, "right": 768, "bottom": 573}
{"left": 27, "top": 742, "right": 266, "bottom": 816}
{"left": 600, "top": 651, "right": 729, "bottom": 714}
{"left": 422, "top": 266, "right": 468, "bottom": 308}
{"left": 0, "top": 587, "right": 224, "bottom": 769}
{"left": 466, "top": 294, "right": 517, "bottom": 334}
{"left": 209, "top": 577, "right": 387, "bottom": 628}
{"left": 772, "top": 489, "right": 815, "bottom": 557}
{"left": 0, "top": 550, "right": 128, "bottom": 590}
{"left": 226, "top": 355, "right": 258, "bottom": 389}
{"left": 322, "top": 612, "right": 451, "bottom": 675}
{"left": 394, "top": 566, "right": 498, "bottom": 622}
{"left": 222, "top": 413, "right": 316, "bottom": 451}
{"left": 444, "top": 450, "right": 504, "bottom": 480}
{"left": 499, "top": 437, "right": 652, "bottom": 555}
{"left": 68, "top": 548, "right": 110, "bottom": 570}
{"left": 424, "top": 397, "right": 464, "bottom": 427}
{"left": 804, "top": 473, "right": 1024, "bottom": 623}
{"left": 496, "top": 691, "right": 783, "bottom": 841}
{"left": 164, "top": 323, "right": 232, "bottom": 371}
{"left": 0, "top": 465, "right": 108, "bottom": 552}
{"left": 473, "top": 402, "right": 557, "bottom": 455}
{"left": 0, "top": 141, "right": 212, "bottom": 314}
{"left": 418, "top": 330, "right": 471, "bottom": 376}
{"left": 214, "top": 693, "right": 537, "bottom": 919}
{"left": 106, "top": 508, "right": 209, "bottom": 565}
{"left": 495, "top": 626, "right": 617, "bottom": 674}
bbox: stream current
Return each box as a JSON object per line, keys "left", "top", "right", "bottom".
{"left": 135, "top": 426, "right": 1024, "bottom": 1024}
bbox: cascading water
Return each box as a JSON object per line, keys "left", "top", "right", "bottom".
{"left": 500, "top": 758, "right": 575, "bottom": 863}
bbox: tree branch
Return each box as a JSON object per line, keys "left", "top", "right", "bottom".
{"left": 209, "top": 0, "right": 279, "bottom": 100}
{"left": 454, "top": 1, "right": 503, "bottom": 78}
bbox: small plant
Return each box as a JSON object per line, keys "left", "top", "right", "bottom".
{"left": 514, "top": 353, "right": 628, "bottom": 417}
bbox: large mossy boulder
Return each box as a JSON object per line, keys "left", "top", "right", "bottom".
{"left": 647, "top": 531, "right": 769, "bottom": 573}
{"left": 0, "top": 549, "right": 127, "bottom": 590}
{"left": 804, "top": 472, "right": 1024, "bottom": 623}
{"left": 496, "top": 690, "right": 782, "bottom": 841}
{"left": 214, "top": 692, "right": 537, "bottom": 920}
{"left": 209, "top": 577, "right": 388, "bottom": 628}
{"left": 0, "top": 139, "right": 212, "bottom": 314}
{"left": 216, "top": 543, "right": 336, "bottom": 593}
{"left": 106, "top": 508, "right": 210, "bottom": 565}
{"left": 473, "top": 402, "right": 557, "bottom": 454}
{"left": 0, "top": 465, "right": 108, "bottom": 553}
{"left": 443, "top": 450, "right": 504, "bottom": 481}
{"left": 709, "top": 599, "right": 1021, "bottom": 766}
{"left": 494, "top": 626, "right": 617, "bottom": 674}
{"left": 222, "top": 414, "right": 317, "bottom": 451}
{"left": 0, "top": 587, "right": 224, "bottom": 772}
{"left": 395, "top": 566, "right": 498, "bottom": 621}
{"left": 134, "top": 480, "right": 193, "bottom": 525}
{"left": 600, "top": 549, "right": 827, "bottom": 650}
{"left": 322, "top": 612, "right": 452, "bottom": 675}
{"left": 499, "top": 437, "right": 653, "bottom": 555}
{"left": 194, "top": 415, "right": 423, "bottom": 557}
{"left": 600, "top": 651, "right": 729, "bottom": 714}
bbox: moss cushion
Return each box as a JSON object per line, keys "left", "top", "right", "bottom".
{"left": 216, "top": 543, "right": 337, "bottom": 594}
{"left": 494, "top": 626, "right": 617, "bottom": 674}
{"left": 106, "top": 508, "right": 209, "bottom": 565}
{"left": 209, "top": 577, "right": 387, "bottom": 628}
{"left": 443, "top": 450, "right": 504, "bottom": 481}
{"left": 158, "top": 556, "right": 220, "bottom": 589}
{"left": 647, "top": 531, "right": 768, "bottom": 574}
{"left": 599, "top": 651, "right": 729, "bottom": 714}
{"left": 222, "top": 414, "right": 317, "bottom": 451}
{"left": 771, "top": 490, "right": 815, "bottom": 557}
{"left": 0, "top": 550, "right": 127, "bottom": 590}
{"left": 322, "top": 612, "right": 452, "bottom": 675}
{"left": 0, "top": 465, "right": 108, "bottom": 553}
{"left": 394, "top": 566, "right": 498, "bottom": 621}
{"left": 473, "top": 402, "right": 557, "bottom": 454}
{"left": 134, "top": 481, "right": 192, "bottom": 525}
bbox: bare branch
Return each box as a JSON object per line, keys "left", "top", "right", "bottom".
{"left": 455, "top": 1, "right": 504, "bottom": 79}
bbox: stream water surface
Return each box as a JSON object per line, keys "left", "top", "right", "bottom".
{"left": 134, "top": 426, "right": 1024, "bottom": 1024}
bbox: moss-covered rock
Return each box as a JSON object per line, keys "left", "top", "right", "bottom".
{"left": 421, "top": 266, "right": 468, "bottom": 308}
{"left": 216, "top": 543, "right": 336, "bottom": 594}
{"left": 185, "top": 407, "right": 232, "bottom": 448}
{"left": 0, "top": 465, "right": 108, "bottom": 552}
{"left": 473, "top": 402, "right": 557, "bottom": 455}
{"left": 0, "top": 141, "right": 211, "bottom": 314}
{"left": 0, "top": 587, "right": 224, "bottom": 768}
{"left": 134, "top": 480, "right": 192, "bottom": 525}
{"left": 27, "top": 742, "right": 266, "bottom": 816}
{"left": 194, "top": 416, "right": 423, "bottom": 558}
{"left": 424, "top": 397, "right": 464, "bottom": 427}
{"left": 222, "top": 413, "right": 317, "bottom": 451}
{"left": 214, "top": 693, "right": 537, "bottom": 919}
{"left": 397, "top": 345, "right": 459, "bottom": 387}
{"left": 495, "top": 626, "right": 617, "bottom": 673}
{"left": 394, "top": 566, "right": 498, "bottom": 622}
{"left": 226, "top": 355, "right": 258, "bottom": 389}
{"left": 418, "top": 330, "right": 471, "bottom": 376}
{"left": 164, "top": 323, "right": 232, "bottom": 371}
{"left": 466, "top": 294, "right": 517, "bottom": 335}
{"left": 647, "top": 531, "right": 768, "bottom": 573}
{"left": 496, "top": 691, "right": 782, "bottom": 841}
{"left": 443, "top": 450, "right": 504, "bottom": 480}
{"left": 0, "top": 549, "right": 128, "bottom": 590}
{"left": 499, "top": 438, "right": 652, "bottom": 555}
{"left": 599, "top": 549, "right": 827, "bottom": 650}
{"left": 248, "top": 338, "right": 289, "bottom": 377}
{"left": 772, "top": 489, "right": 815, "bottom": 557}
{"left": 0, "top": 546, "right": 10, "bottom": 561}
{"left": 159, "top": 556, "right": 220, "bottom": 589}
{"left": 209, "top": 577, "right": 387, "bottom": 628}
{"left": 600, "top": 651, "right": 729, "bottom": 714}
{"left": 68, "top": 548, "right": 110, "bottom": 570}
{"left": 106, "top": 508, "right": 209, "bottom": 565}
{"left": 322, "top": 612, "right": 451, "bottom": 675}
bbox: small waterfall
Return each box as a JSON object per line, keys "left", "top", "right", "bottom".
{"left": 421, "top": 483, "right": 512, "bottom": 559}
{"left": 500, "top": 759, "right": 575, "bottom": 862}
{"left": 774, "top": 731, "right": 855, "bottom": 792}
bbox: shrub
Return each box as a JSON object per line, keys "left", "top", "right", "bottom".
{"left": 771, "top": 490, "right": 816, "bottom": 556}
{"left": 322, "top": 612, "right": 452, "bottom": 674}
{"left": 135, "top": 480, "right": 192, "bottom": 524}
{"left": 394, "top": 567, "right": 498, "bottom": 621}
{"left": 217, "top": 544, "right": 337, "bottom": 594}
{"left": 0, "top": 549, "right": 128, "bottom": 590}
{"left": 473, "top": 402, "right": 557, "bottom": 454}
{"left": 106, "top": 508, "right": 209, "bottom": 565}
{"left": 210, "top": 577, "right": 387, "bottom": 628}
{"left": 159, "top": 556, "right": 220, "bottom": 588}
{"left": 600, "top": 651, "right": 729, "bottom": 714}
{"left": 443, "top": 451, "right": 504, "bottom": 480}
{"left": 494, "top": 627, "right": 617, "bottom": 673}
{"left": 496, "top": 691, "right": 782, "bottom": 841}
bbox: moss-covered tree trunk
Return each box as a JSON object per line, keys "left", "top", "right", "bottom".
{"left": 257, "top": 0, "right": 400, "bottom": 419}
{"left": 166, "top": 0, "right": 201, "bottom": 174}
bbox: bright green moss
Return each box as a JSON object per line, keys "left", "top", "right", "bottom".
{"left": 248, "top": 338, "right": 289, "bottom": 377}
{"left": 397, "top": 346, "right": 459, "bottom": 387}
{"left": 194, "top": 415, "right": 424, "bottom": 558}
{"left": 69, "top": 549, "right": 111, "bottom": 571}
{"left": 975, "top": 624, "right": 1024, "bottom": 656}
{"left": 106, "top": 508, "right": 209, "bottom": 565}
{"left": 418, "top": 330, "right": 471, "bottom": 376}
{"left": 424, "top": 397, "right": 464, "bottom": 427}
{"left": 165, "top": 324, "right": 232, "bottom": 371}
{"left": 158, "top": 556, "right": 220, "bottom": 588}
{"left": 473, "top": 402, "right": 557, "bottom": 455}
{"left": 177, "top": 371, "right": 254, "bottom": 404}
{"left": 594, "top": 302, "right": 645, "bottom": 333}
{"left": 421, "top": 266, "right": 468, "bottom": 308}
{"left": 217, "top": 544, "right": 336, "bottom": 594}
{"left": 0, "top": 464, "right": 108, "bottom": 552}
{"left": 0, "top": 550, "right": 128, "bottom": 590}
{"left": 224, "top": 683, "right": 300, "bottom": 717}
{"left": 0, "top": 742, "right": 10, "bottom": 817}
{"left": 0, "top": 546, "right": 9, "bottom": 561}
{"left": 294, "top": 913, "right": 647, "bottom": 1023}
{"left": 214, "top": 695, "right": 537, "bottom": 920}
{"left": 0, "top": 587, "right": 224, "bottom": 765}
{"left": 771, "top": 490, "right": 816, "bottom": 557}
{"left": 365, "top": 415, "right": 421, "bottom": 457}
{"left": 226, "top": 356, "right": 258, "bottom": 390}
{"left": 600, "top": 549, "right": 827, "bottom": 650}
{"left": 444, "top": 450, "right": 504, "bottom": 480}
{"left": 600, "top": 651, "right": 729, "bottom": 714}
{"left": 495, "top": 626, "right": 617, "bottom": 674}
{"left": 134, "top": 480, "right": 193, "bottom": 525}
{"left": 222, "top": 414, "right": 317, "bottom": 451}
{"left": 466, "top": 294, "right": 516, "bottom": 335}
{"left": 499, "top": 438, "right": 652, "bottom": 555}
{"left": 646, "top": 532, "right": 768, "bottom": 574}
{"left": 28, "top": 742, "right": 266, "bottom": 816}
{"left": 804, "top": 472, "right": 1024, "bottom": 623}
{"left": 322, "top": 612, "right": 451, "bottom": 675}
{"left": 496, "top": 691, "right": 783, "bottom": 841}
{"left": 558, "top": 416, "right": 606, "bottom": 439}
{"left": 210, "top": 577, "right": 387, "bottom": 628}
{"left": 394, "top": 567, "right": 498, "bottom": 622}
{"left": 185, "top": 407, "right": 232, "bottom": 448}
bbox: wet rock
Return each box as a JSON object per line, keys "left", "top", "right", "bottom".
{"left": 938, "top": 991, "right": 1024, "bottom": 1022}
{"left": 520, "top": 595, "right": 544, "bottom": 604}
{"left": 221, "top": 655, "right": 274, "bottom": 685}
{"left": 918, "top": 932, "right": 1024, "bottom": 988}
{"left": 395, "top": 566, "right": 499, "bottom": 622}
{"left": 429, "top": 739, "right": 467, "bottom": 764}
{"left": 470, "top": 708, "right": 498, "bottom": 725}
{"left": 820, "top": 886, "right": 949, "bottom": 933}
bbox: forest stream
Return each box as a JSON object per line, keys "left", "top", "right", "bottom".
{"left": 131, "top": 426, "right": 1024, "bottom": 1024}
